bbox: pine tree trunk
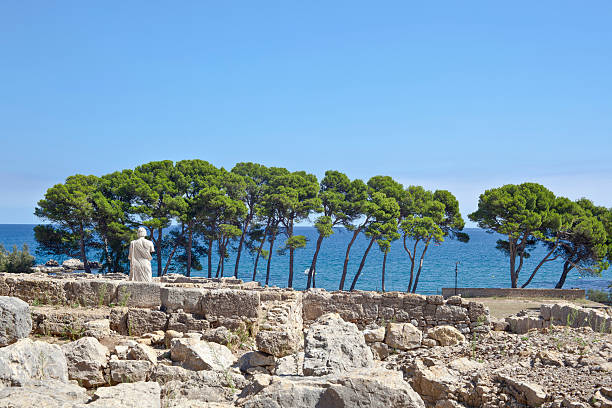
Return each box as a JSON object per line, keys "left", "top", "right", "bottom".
{"left": 381, "top": 250, "right": 388, "bottom": 292}
{"left": 252, "top": 230, "right": 267, "bottom": 281}
{"left": 411, "top": 241, "right": 430, "bottom": 293}
{"left": 207, "top": 238, "right": 214, "bottom": 278}
{"left": 186, "top": 226, "right": 193, "bottom": 277}
{"left": 265, "top": 234, "right": 276, "bottom": 286}
{"left": 307, "top": 234, "right": 324, "bottom": 289}
{"left": 339, "top": 228, "right": 361, "bottom": 290}
{"left": 350, "top": 236, "right": 376, "bottom": 291}
{"left": 555, "top": 260, "right": 574, "bottom": 289}
{"left": 234, "top": 215, "right": 251, "bottom": 278}
{"left": 79, "top": 223, "right": 91, "bottom": 274}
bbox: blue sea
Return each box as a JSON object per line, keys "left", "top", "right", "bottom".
{"left": 1, "top": 224, "right": 610, "bottom": 295}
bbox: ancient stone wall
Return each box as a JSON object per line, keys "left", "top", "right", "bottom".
{"left": 0, "top": 273, "right": 490, "bottom": 336}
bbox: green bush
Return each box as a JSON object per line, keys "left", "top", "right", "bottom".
{"left": 0, "top": 244, "right": 35, "bottom": 273}
{"left": 586, "top": 289, "right": 612, "bottom": 304}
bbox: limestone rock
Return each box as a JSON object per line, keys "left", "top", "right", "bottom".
{"left": 255, "top": 330, "right": 301, "bottom": 358}
{"left": 239, "top": 351, "right": 275, "bottom": 374}
{"left": 275, "top": 352, "right": 304, "bottom": 376}
{"left": 170, "top": 338, "right": 235, "bottom": 371}
{"left": 498, "top": 374, "right": 548, "bottom": 407}
{"left": 127, "top": 342, "right": 158, "bottom": 364}
{"left": 62, "top": 258, "right": 84, "bottom": 270}
{"left": 303, "top": 313, "right": 373, "bottom": 376}
{"left": 241, "top": 368, "right": 425, "bottom": 408}
{"left": 85, "top": 381, "right": 161, "bottom": 408}
{"left": 0, "top": 296, "right": 32, "bottom": 346}
{"left": 126, "top": 308, "right": 168, "bottom": 336}
{"left": 61, "top": 337, "right": 109, "bottom": 388}
{"left": 385, "top": 322, "right": 422, "bottom": 350}
{"left": 363, "top": 326, "right": 386, "bottom": 343}
{"left": 82, "top": 319, "right": 111, "bottom": 339}
{"left": 165, "top": 329, "right": 183, "bottom": 348}
{"left": 109, "top": 359, "right": 152, "bottom": 384}
{"left": 0, "top": 339, "right": 68, "bottom": 386}
{"left": 412, "top": 362, "right": 460, "bottom": 401}
{"left": 370, "top": 341, "right": 390, "bottom": 360}
{"left": 427, "top": 325, "right": 465, "bottom": 346}
{"left": 0, "top": 379, "right": 88, "bottom": 407}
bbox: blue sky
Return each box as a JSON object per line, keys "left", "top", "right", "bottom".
{"left": 1, "top": 1, "right": 611, "bottom": 224}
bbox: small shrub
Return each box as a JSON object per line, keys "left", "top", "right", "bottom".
{"left": 587, "top": 289, "right": 612, "bottom": 304}
{"left": 0, "top": 244, "right": 35, "bottom": 273}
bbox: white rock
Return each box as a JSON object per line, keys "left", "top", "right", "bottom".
{"left": 0, "top": 296, "right": 32, "bottom": 346}
{"left": 0, "top": 339, "right": 68, "bottom": 386}
{"left": 385, "top": 322, "right": 422, "bottom": 350}
{"left": 170, "top": 338, "right": 235, "bottom": 371}
{"left": 61, "top": 337, "right": 109, "bottom": 388}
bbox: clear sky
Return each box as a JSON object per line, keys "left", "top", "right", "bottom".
{"left": 1, "top": 1, "right": 611, "bottom": 224}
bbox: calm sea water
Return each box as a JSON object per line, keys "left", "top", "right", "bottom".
{"left": 1, "top": 224, "right": 610, "bottom": 295}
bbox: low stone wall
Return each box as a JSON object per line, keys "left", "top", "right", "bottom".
{"left": 505, "top": 302, "right": 612, "bottom": 334}
{"left": 0, "top": 273, "right": 490, "bottom": 338}
{"left": 442, "top": 287, "right": 585, "bottom": 300}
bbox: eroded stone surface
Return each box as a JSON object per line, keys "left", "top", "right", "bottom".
{"left": 0, "top": 296, "right": 31, "bottom": 346}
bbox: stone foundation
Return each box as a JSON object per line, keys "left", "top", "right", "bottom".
{"left": 0, "top": 273, "right": 490, "bottom": 338}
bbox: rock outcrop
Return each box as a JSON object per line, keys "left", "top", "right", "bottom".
{"left": 0, "top": 339, "right": 68, "bottom": 386}
{"left": 303, "top": 313, "right": 373, "bottom": 376}
{"left": 0, "top": 296, "right": 32, "bottom": 346}
{"left": 61, "top": 336, "right": 109, "bottom": 388}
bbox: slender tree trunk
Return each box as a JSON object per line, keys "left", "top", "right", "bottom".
{"left": 252, "top": 228, "right": 268, "bottom": 281}
{"left": 403, "top": 236, "right": 418, "bottom": 292}
{"left": 555, "top": 260, "right": 574, "bottom": 289}
{"left": 79, "top": 224, "right": 91, "bottom": 273}
{"left": 350, "top": 236, "right": 376, "bottom": 291}
{"left": 220, "top": 239, "right": 226, "bottom": 277}
{"left": 207, "top": 238, "right": 214, "bottom": 278}
{"left": 381, "top": 250, "right": 388, "bottom": 293}
{"left": 234, "top": 215, "right": 252, "bottom": 278}
{"left": 411, "top": 241, "right": 431, "bottom": 293}
{"left": 287, "top": 222, "right": 295, "bottom": 288}
{"left": 339, "top": 227, "right": 362, "bottom": 290}
{"left": 215, "top": 239, "right": 223, "bottom": 278}
{"left": 521, "top": 243, "right": 559, "bottom": 288}
{"left": 102, "top": 235, "right": 112, "bottom": 274}
{"left": 509, "top": 236, "right": 517, "bottom": 288}
{"left": 155, "top": 227, "right": 162, "bottom": 277}
{"left": 307, "top": 234, "right": 324, "bottom": 289}
{"left": 265, "top": 234, "right": 276, "bottom": 286}
{"left": 186, "top": 225, "right": 193, "bottom": 277}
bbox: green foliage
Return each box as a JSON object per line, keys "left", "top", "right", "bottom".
{"left": 0, "top": 244, "right": 35, "bottom": 273}
{"left": 586, "top": 289, "right": 612, "bottom": 304}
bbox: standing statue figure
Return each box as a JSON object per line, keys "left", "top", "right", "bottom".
{"left": 128, "top": 227, "right": 155, "bottom": 282}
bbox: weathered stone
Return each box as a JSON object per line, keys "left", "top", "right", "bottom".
{"left": 83, "top": 319, "right": 111, "bottom": 339}
{"left": 241, "top": 368, "right": 425, "bottom": 408}
{"left": 427, "top": 325, "right": 466, "bottom": 346}
{"left": 165, "top": 329, "right": 183, "bottom": 348}
{"left": 0, "top": 339, "right": 68, "bottom": 386}
{"left": 61, "top": 337, "right": 109, "bottom": 388}
{"left": 303, "top": 313, "right": 373, "bottom": 376}
{"left": 85, "top": 381, "right": 161, "bottom": 408}
{"left": 126, "top": 308, "right": 168, "bottom": 336}
{"left": 256, "top": 330, "right": 301, "bottom": 358}
{"left": 170, "top": 338, "right": 235, "bottom": 371}
{"left": 498, "top": 374, "right": 548, "bottom": 407}
{"left": 0, "top": 296, "right": 32, "bottom": 346}
{"left": 274, "top": 352, "right": 304, "bottom": 376}
{"left": 127, "top": 342, "right": 158, "bottom": 364}
{"left": 370, "top": 341, "right": 390, "bottom": 360}
{"left": 161, "top": 287, "right": 206, "bottom": 313}
{"left": 363, "top": 326, "right": 386, "bottom": 343}
{"left": 239, "top": 351, "right": 275, "bottom": 373}
{"left": 109, "top": 359, "right": 152, "bottom": 384}
{"left": 385, "top": 322, "right": 422, "bottom": 350}
{"left": 62, "top": 258, "right": 84, "bottom": 270}
{"left": 64, "top": 280, "right": 118, "bottom": 307}
{"left": 167, "top": 312, "right": 210, "bottom": 333}
{"left": 201, "top": 326, "right": 233, "bottom": 345}
{"left": 116, "top": 282, "right": 161, "bottom": 309}
{"left": 0, "top": 379, "right": 88, "bottom": 407}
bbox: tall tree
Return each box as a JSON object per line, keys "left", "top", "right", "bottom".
{"left": 231, "top": 162, "right": 270, "bottom": 278}
{"left": 376, "top": 222, "right": 400, "bottom": 292}
{"left": 551, "top": 199, "right": 611, "bottom": 288}
{"left": 35, "top": 175, "right": 98, "bottom": 273}
{"left": 469, "top": 183, "right": 557, "bottom": 288}
{"left": 268, "top": 170, "right": 320, "bottom": 288}
{"left": 306, "top": 171, "right": 365, "bottom": 289}
{"left": 337, "top": 179, "right": 369, "bottom": 290}
{"left": 349, "top": 176, "right": 404, "bottom": 291}
{"left": 132, "top": 161, "right": 183, "bottom": 276}
{"left": 174, "top": 160, "right": 219, "bottom": 276}
{"left": 349, "top": 190, "right": 400, "bottom": 291}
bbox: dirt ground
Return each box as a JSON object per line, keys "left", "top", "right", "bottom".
{"left": 476, "top": 297, "right": 604, "bottom": 318}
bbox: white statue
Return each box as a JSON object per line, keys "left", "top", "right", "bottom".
{"left": 128, "top": 227, "right": 155, "bottom": 282}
